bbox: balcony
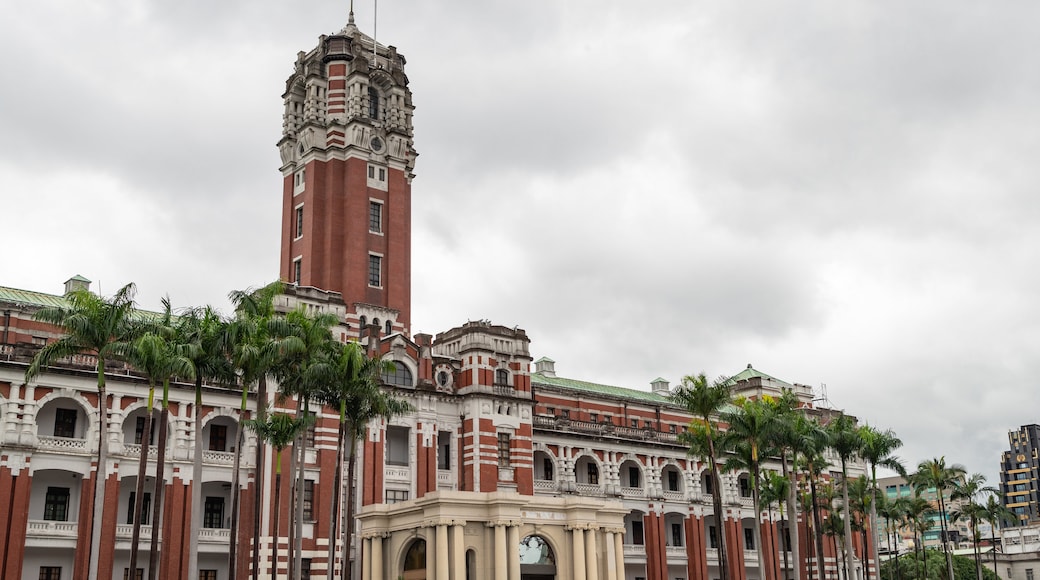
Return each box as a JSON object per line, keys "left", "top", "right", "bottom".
{"left": 198, "top": 527, "right": 232, "bottom": 543}
{"left": 533, "top": 479, "right": 558, "bottom": 492}
{"left": 26, "top": 520, "right": 78, "bottom": 538}
{"left": 37, "top": 436, "right": 90, "bottom": 453}
{"left": 620, "top": 486, "right": 645, "bottom": 499}
{"left": 122, "top": 443, "right": 160, "bottom": 459}
{"left": 437, "top": 469, "right": 455, "bottom": 490}
{"left": 623, "top": 544, "right": 646, "bottom": 558}
{"left": 116, "top": 524, "right": 152, "bottom": 539}
{"left": 666, "top": 546, "right": 686, "bottom": 560}
{"left": 385, "top": 466, "right": 410, "bottom": 483}
{"left": 575, "top": 483, "right": 602, "bottom": 496}
{"left": 532, "top": 416, "right": 686, "bottom": 446}
{"left": 663, "top": 490, "right": 685, "bottom": 502}
{"left": 202, "top": 450, "right": 236, "bottom": 465}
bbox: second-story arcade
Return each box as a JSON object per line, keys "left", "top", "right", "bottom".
{"left": 277, "top": 13, "right": 417, "bottom": 337}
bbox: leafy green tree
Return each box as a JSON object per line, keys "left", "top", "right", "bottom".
{"left": 25, "top": 282, "right": 138, "bottom": 580}
{"left": 903, "top": 492, "right": 937, "bottom": 578}
{"left": 313, "top": 341, "right": 411, "bottom": 580}
{"left": 827, "top": 413, "right": 863, "bottom": 579}
{"left": 244, "top": 413, "right": 312, "bottom": 580}
{"left": 859, "top": 425, "right": 905, "bottom": 580}
{"left": 913, "top": 457, "right": 967, "bottom": 580}
{"left": 673, "top": 373, "right": 733, "bottom": 580}
{"left": 793, "top": 415, "right": 830, "bottom": 580}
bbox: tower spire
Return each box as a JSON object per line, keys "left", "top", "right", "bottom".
{"left": 348, "top": 0, "right": 354, "bottom": 25}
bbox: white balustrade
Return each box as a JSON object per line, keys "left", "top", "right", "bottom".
{"left": 37, "top": 436, "right": 89, "bottom": 452}
{"left": 26, "top": 520, "right": 78, "bottom": 537}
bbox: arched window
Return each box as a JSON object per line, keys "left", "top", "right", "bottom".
{"left": 359, "top": 315, "right": 367, "bottom": 329}
{"left": 385, "top": 320, "right": 393, "bottom": 335}
{"left": 382, "top": 361, "right": 414, "bottom": 387}
{"left": 368, "top": 86, "right": 380, "bottom": 119}
{"left": 403, "top": 539, "right": 426, "bottom": 572}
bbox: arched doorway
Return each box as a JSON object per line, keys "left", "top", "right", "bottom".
{"left": 519, "top": 535, "right": 556, "bottom": 580}
{"left": 402, "top": 539, "right": 427, "bottom": 580}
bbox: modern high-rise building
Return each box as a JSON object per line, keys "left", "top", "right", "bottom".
{"left": 0, "top": 11, "right": 876, "bottom": 580}
{"left": 1000, "top": 425, "right": 1040, "bottom": 526}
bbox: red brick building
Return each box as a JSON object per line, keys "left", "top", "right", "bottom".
{"left": 0, "top": 12, "right": 875, "bottom": 580}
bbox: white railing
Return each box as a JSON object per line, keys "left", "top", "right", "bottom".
{"left": 202, "top": 450, "right": 235, "bottom": 464}
{"left": 666, "top": 546, "right": 686, "bottom": 559}
{"left": 663, "top": 491, "right": 685, "bottom": 502}
{"left": 385, "top": 466, "right": 410, "bottom": 482}
{"left": 116, "top": 524, "right": 152, "bottom": 538}
{"left": 623, "top": 544, "right": 645, "bottom": 557}
{"left": 575, "top": 483, "right": 602, "bottom": 496}
{"left": 705, "top": 548, "right": 719, "bottom": 562}
{"left": 738, "top": 496, "right": 754, "bottom": 507}
{"left": 122, "top": 443, "right": 159, "bottom": 459}
{"left": 26, "top": 520, "right": 78, "bottom": 537}
{"left": 37, "top": 436, "right": 90, "bottom": 452}
{"left": 620, "top": 487, "right": 645, "bottom": 498}
{"left": 533, "top": 479, "right": 558, "bottom": 491}
{"left": 744, "top": 549, "right": 760, "bottom": 565}
{"left": 198, "top": 527, "right": 232, "bottom": 542}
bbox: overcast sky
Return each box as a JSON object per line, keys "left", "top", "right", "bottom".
{"left": 4, "top": 1, "right": 1039, "bottom": 486}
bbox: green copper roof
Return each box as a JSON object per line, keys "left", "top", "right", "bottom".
{"left": 531, "top": 373, "right": 673, "bottom": 405}
{"left": 0, "top": 285, "right": 69, "bottom": 309}
{"left": 725, "top": 364, "right": 793, "bottom": 388}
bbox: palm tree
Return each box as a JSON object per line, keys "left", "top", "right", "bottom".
{"left": 827, "top": 413, "right": 863, "bottom": 580}
{"left": 673, "top": 372, "right": 733, "bottom": 580}
{"left": 793, "top": 415, "right": 830, "bottom": 580}
{"left": 244, "top": 413, "right": 312, "bottom": 580}
{"left": 979, "top": 494, "right": 1014, "bottom": 578}
{"left": 901, "top": 492, "right": 935, "bottom": 579}
{"left": 228, "top": 281, "right": 285, "bottom": 580}
{"left": 176, "top": 306, "right": 234, "bottom": 580}
{"left": 874, "top": 493, "right": 906, "bottom": 580}
{"left": 25, "top": 282, "right": 138, "bottom": 580}
{"left": 951, "top": 474, "right": 997, "bottom": 580}
{"left": 913, "top": 457, "right": 966, "bottom": 580}
{"left": 124, "top": 327, "right": 176, "bottom": 580}
{"left": 769, "top": 390, "right": 805, "bottom": 580}
{"left": 272, "top": 307, "right": 338, "bottom": 580}
{"left": 848, "top": 475, "right": 874, "bottom": 580}
{"left": 859, "top": 425, "right": 905, "bottom": 580}
{"left": 720, "top": 396, "right": 777, "bottom": 577}
{"left": 761, "top": 470, "right": 793, "bottom": 580}
{"left": 143, "top": 325, "right": 196, "bottom": 580}
{"left": 313, "top": 341, "right": 411, "bottom": 580}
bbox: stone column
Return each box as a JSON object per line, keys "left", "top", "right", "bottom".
{"left": 495, "top": 524, "right": 508, "bottom": 579}
{"left": 507, "top": 524, "right": 521, "bottom": 580}
{"left": 437, "top": 524, "right": 450, "bottom": 580}
{"left": 613, "top": 529, "right": 625, "bottom": 580}
{"left": 604, "top": 531, "right": 618, "bottom": 580}
{"left": 361, "top": 537, "right": 372, "bottom": 580}
{"left": 372, "top": 535, "right": 384, "bottom": 580}
{"left": 452, "top": 523, "right": 465, "bottom": 580}
{"left": 584, "top": 528, "right": 599, "bottom": 580}
{"left": 572, "top": 527, "right": 586, "bottom": 580}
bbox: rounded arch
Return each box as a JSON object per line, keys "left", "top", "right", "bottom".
{"left": 573, "top": 452, "right": 602, "bottom": 486}
{"left": 382, "top": 356, "right": 417, "bottom": 388}
{"left": 624, "top": 508, "right": 648, "bottom": 545}
{"left": 661, "top": 461, "right": 685, "bottom": 494}
{"left": 519, "top": 534, "right": 557, "bottom": 577}
{"left": 619, "top": 457, "right": 644, "bottom": 489}
{"left": 400, "top": 538, "right": 427, "bottom": 580}
{"left": 532, "top": 449, "right": 557, "bottom": 482}
{"left": 200, "top": 406, "right": 242, "bottom": 428}
{"left": 35, "top": 390, "right": 95, "bottom": 442}
{"left": 119, "top": 405, "right": 171, "bottom": 447}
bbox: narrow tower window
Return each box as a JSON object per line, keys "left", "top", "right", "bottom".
{"left": 369, "top": 202, "right": 382, "bottom": 233}
{"left": 368, "top": 254, "right": 382, "bottom": 287}
{"left": 293, "top": 258, "right": 302, "bottom": 284}
{"left": 295, "top": 205, "right": 304, "bottom": 238}
{"left": 368, "top": 86, "right": 380, "bottom": 119}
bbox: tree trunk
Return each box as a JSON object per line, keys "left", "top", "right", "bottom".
{"left": 342, "top": 432, "right": 359, "bottom": 580}
{"left": 708, "top": 436, "right": 730, "bottom": 580}
{"left": 252, "top": 375, "right": 269, "bottom": 580}
{"left": 938, "top": 495, "right": 954, "bottom": 580}
{"left": 869, "top": 468, "right": 881, "bottom": 580}
{"left": 288, "top": 435, "right": 297, "bottom": 580}
{"left": 841, "top": 461, "right": 855, "bottom": 580}
{"left": 148, "top": 405, "right": 169, "bottom": 580}
{"left": 781, "top": 451, "right": 802, "bottom": 580}
{"left": 752, "top": 463, "right": 767, "bottom": 580}
{"left": 189, "top": 377, "right": 203, "bottom": 580}
{"left": 88, "top": 371, "right": 109, "bottom": 580}
{"left": 273, "top": 452, "right": 283, "bottom": 580}
{"left": 327, "top": 417, "right": 346, "bottom": 579}
{"left": 810, "top": 475, "right": 826, "bottom": 580}
{"left": 129, "top": 396, "right": 154, "bottom": 579}
{"left": 780, "top": 505, "right": 791, "bottom": 580}
{"left": 292, "top": 400, "right": 309, "bottom": 580}
{"left": 228, "top": 384, "right": 250, "bottom": 580}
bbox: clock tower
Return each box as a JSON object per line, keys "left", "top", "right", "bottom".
{"left": 278, "top": 13, "right": 416, "bottom": 336}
